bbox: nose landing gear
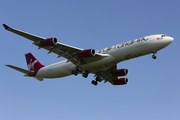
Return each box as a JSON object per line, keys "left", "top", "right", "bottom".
{"left": 152, "top": 54, "right": 157, "bottom": 59}
{"left": 152, "top": 50, "right": 157, "bottom": 59}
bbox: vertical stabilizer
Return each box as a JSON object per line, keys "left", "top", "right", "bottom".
{"left": 25, "top": 53, "right": 44, "bottom": 71}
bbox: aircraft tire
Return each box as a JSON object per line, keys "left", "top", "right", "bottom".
{"left": 152, "top": 55, "right": 157, "bottom": 59}
{"left": 91, "top": 80, "right": 98, "bottom": 86}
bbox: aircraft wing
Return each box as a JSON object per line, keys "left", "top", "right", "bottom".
{"left": 3, "top": 24, "right": 108, "bottom": 65}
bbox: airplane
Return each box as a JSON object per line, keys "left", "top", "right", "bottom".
{"left": 3, "top": 24, "right": 174, "bottom": 86}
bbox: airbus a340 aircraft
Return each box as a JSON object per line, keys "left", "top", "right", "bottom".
{"left": 3, "top": 24, "right": 173, "bottom": 86}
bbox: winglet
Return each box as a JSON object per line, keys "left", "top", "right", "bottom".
{"left": 3, "top": 24, "right": 11, "bottom": 29}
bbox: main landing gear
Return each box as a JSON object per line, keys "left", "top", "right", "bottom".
{"left": 82, "top": 70, "right": 89, "bottom": 78}
{"left": 71, "top": 60, "right": 85, "bottom": 76}
{"left": 91, "top": 76, "right": 102, "bottom": 86}
{"left": 72, "top": 68, "right": 89, "bottom": 78}
{"left": 152, "top": 50, "right": 157, "bottom": 59}
{"left": 71, "top": 67, "right": 102, "bottom": 86}
{"left": 71, "top": 67, "right": 82, "bottom": 76}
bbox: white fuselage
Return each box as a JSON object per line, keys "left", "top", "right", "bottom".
{"left": 36, "top": 34, "right": 173, "bottom": 79}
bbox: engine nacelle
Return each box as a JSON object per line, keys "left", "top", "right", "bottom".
{"left": 78, "top": 49, "right": 95, "bottom": 58}
{"left": 112, "top": 69, "right": 128, "bottom": 76}
{"left": 40, "top": 37, "right": 57, "bottom": 47}
{"left": 113, "top": 78, "right": 128, "bottom": 85}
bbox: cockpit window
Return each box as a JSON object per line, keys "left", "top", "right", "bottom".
{"left": 161, "top": 35, "right": 167, "bottom": 37}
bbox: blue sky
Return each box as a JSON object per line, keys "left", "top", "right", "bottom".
{"left": 1, "top": 0, "right": 180, "bottom": 120}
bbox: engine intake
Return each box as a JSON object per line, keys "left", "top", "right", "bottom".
{"left": 112, "top": 69, "right": 128, "bottom": 76}
{"left": 40, "top": 37, "right": 57, "bottom": 47}
{"left": 113, "top": 78, "right": 128, "bottom": 85}
{"left": 78, "top": 49, "right": 95, "bottom": 58}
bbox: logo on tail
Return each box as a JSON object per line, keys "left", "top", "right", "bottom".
{"left": 27, "top": 59, "right": 38, "bottom": 71}
{"left": 25, "top": 53, "right": 44, "bottom": 71}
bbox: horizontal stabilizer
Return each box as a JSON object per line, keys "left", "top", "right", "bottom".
{"left": 6, "top": 65, "right": 33, "bottom": 75}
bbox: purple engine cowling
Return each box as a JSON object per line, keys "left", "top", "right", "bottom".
{"left": 40, "top": 37, "right": 57, "bottom": 47}
{"left": 112, "top": 69, "right": 128, "bottom": 76}
{"left": 78, "top": 49, "right": 95, "bottom": 58}
{"left": 113, "top": 78, "right": 128, "bottom": 85}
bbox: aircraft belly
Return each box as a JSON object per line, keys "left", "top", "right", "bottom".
{"left": 36, "top": 62, "right": 72, "bottom": 78}
{"left": 80, "top": 55, "right": 117, "bottom": 72}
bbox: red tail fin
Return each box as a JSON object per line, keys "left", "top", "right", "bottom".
{"left": 25, "top": 53, "right": 44, "bottom": 71}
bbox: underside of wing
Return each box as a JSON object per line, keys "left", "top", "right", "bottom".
{"left": 42, "top": 43, "right": 110, "bottom": 65}
{"left": 3, "top": 24, "right": 109, "bottom": 66}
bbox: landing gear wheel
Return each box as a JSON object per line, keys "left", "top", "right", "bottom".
{"left": 152, "top": 55, "right": 157, "bottom": 59}
{"left": 74, "top": 71, "right": 78, "bottom": 76}
{"left": 71, "top": 70, "right": 75, "bottom": 74}
{"left": 96, "top": 76, "right": 102, "bottom": 82}
{"left": 72, "top": 67, "right": 82, "bottom": 76}
{"left": 71, "top": 70, "right": 78, "bottom": 76}
{"left": 152, "top": 50, "right": 157, "bottom": 59}
{"left": 91, "top": 80, "right": 98, "bottom": 86}
{"left": 82, "top": 70, "right": 89, "bottom": 78}
{"left": 82, "top": 73, "right": 88, "bottom": 78}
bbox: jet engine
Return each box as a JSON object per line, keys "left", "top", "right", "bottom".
{"left": 112, "top": 69, "right": 128, "bottom": 76}
{"left": 113, "top": 78, "right": 128, "bottom": 85}
{"left": 78, "top": 49, "right": 95, "bottom": 58}
{"left": 40, "top": 37, "right": 58, "bottom": 47}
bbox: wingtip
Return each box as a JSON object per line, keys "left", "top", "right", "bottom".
{"left": 3, "top": 24, "right": 11, "bottom": 29}
{"left": 5, "top": 65, "right": 11, "bottom": 67}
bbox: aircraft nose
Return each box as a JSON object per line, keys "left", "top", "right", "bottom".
{"left": 166, "top": 36, "right": 174, "bottom": 46}
{"left": 169, "top": 37, "right": 174, "bottom": 42}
